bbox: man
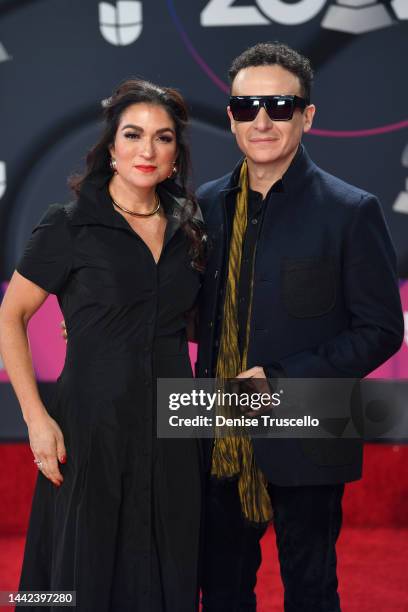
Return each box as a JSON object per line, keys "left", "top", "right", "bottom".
{"left": 195, "top": 42, "right": 404, "bottom": 611}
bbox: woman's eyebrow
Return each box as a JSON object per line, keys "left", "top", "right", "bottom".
{"left": 121, "top": 124, "right": 142, "bottom": 131}
{"left": 156, "top": 127, "right": 176, "bottom": 134}
{"left": 121, "top": 124, "right": 175, "bottom": 134}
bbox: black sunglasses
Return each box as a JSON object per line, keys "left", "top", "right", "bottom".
{"left": 229, "top": 95, "right": 309, "bottom": 122}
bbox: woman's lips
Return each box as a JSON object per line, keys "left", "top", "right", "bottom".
{"left": 134, "top": 165, "right": 157, "bottom": 173}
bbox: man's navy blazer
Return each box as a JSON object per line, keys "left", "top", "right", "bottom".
{"left": 195, "top": 145, "right": 404, "bottom": 486}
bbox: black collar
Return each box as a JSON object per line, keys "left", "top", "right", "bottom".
{"left": 221, "top": 144, "right": 315, "bottom": 196}
{"left": 68, "top": 173, "right": 203, "bottom": 228}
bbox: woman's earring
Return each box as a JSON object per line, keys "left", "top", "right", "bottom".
{"left": 168, "top": 162, "right": 177, "bottom": 179}
{"left": 110, "top": 158, "right": 118, "bottom": 173}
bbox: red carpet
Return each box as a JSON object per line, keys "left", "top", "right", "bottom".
{"left": 257, "top": 526, "right": 408, "bottom": 611}
{"left": 1, "top": 443, "right": 408, "bottom": 611}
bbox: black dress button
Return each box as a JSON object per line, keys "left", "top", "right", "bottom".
{"left": 251, "top": 218, "right": 258, "bottom": 225}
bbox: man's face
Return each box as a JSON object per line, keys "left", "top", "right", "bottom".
{"left": 228, "top": 65, "right": 315, "bottom": 167}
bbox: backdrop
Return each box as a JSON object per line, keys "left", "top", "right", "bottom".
{"left": 0, "top": 0, "right": 407, "bottom": 439}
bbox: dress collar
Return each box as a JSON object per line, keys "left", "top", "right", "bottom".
{"left": 68, "top": 173, "right": 203, "bottom": 227}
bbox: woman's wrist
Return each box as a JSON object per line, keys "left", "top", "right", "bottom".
{"left": 22, "top": 403, "right": 48, "bottom": 426}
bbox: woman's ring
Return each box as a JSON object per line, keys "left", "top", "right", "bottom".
{"left": 33, "top": 459, "right": 43, "bottom": 469}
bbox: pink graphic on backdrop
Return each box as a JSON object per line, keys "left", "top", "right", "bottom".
{"left": 0, "top": 282, "right": 9, "bottom": 381}
{"left": 27, "top": 295, "right": 66, "bottom": 381}
{"left": 1, "top": 282, "right": 407, "bottom": 381}
{"left": 189, "top": 341, "right": 198, "bottom": 372}
{"left": 0, "top": 283, "right": 66, "bottom": 382}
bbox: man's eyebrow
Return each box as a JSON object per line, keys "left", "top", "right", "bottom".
{"left": 121, "top": 124, "right": 175, "bottom": 134}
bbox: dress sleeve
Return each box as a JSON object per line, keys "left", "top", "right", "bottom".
{"left": 16, "top": 204, "right": 72, "bottom": 294}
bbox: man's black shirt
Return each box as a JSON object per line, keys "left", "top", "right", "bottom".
{"left": 237, "top": 180, "right": 284, "bottom": 356}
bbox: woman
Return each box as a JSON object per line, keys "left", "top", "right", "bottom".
{"left": 0, "top": 79, "right": 206, "bottom": 611}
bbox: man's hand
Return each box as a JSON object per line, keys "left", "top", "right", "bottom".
{"left": 236, "top": 366, "right": 267, "bottom": 381}
{"left": 60, "top": 320, "right": 67, "bottom": 342}
{"left": 235, "top": 366, "right": 276, "bottom": 416}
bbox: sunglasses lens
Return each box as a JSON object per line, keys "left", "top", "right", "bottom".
{"left": 266, "top": 98, "right": 294, "bottom": 121}
{"left": 231, "top": 97, "right": 299, "bottom": 121}
{"left": 230, "top": 99, "right": 259, "bottom": 122}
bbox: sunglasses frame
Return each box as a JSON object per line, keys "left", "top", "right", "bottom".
{"left": 229, "top": 95, "right": 309, "bottom": 122}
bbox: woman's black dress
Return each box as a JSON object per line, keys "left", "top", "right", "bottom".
{"left": 16, "top": 175, "right": 203, "bottom": 611}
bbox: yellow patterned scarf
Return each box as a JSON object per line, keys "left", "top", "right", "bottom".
{"left": 211, "top": 159, "right": 273, "bottom": 525}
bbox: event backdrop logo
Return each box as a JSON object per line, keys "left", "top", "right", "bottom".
{"left": 392, "top": 0, "right": 408, "bottom": 19}
{"left": 201, "top": 0, "right": 327, "bottom": 26}
{"left": 393, "top": 144, "right": 408, "bottom": 215}
{"left": 0, "top": 162, "right": 6, "bottom": 200}
{"left": 99, "top": 1, "right": 143, "bottom": 45}
{"left": 322, "top": 1, "right": 393, "bottom": 34}
{"left": 200, "top": 0, "right": 406, "bottom": 33}
{"left": 0, "top": 42, "right": 11, "bottom": 63}
{"left": 169, "top": 0, "right": 408, "bottom": 136}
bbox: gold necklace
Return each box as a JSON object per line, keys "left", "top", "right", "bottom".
{"left": 111, "top": 191, "right": 161, "bottom": 217}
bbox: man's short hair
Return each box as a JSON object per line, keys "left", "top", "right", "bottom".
{"left": 229, "top": 41, "right": 314, "bottom": 102}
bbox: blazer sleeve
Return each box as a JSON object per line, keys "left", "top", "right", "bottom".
{"left": 16, "top": 204, "right": 72, "bottom": 295}
{"left": 267, "top": 195, "right": 404, "bottom": 379}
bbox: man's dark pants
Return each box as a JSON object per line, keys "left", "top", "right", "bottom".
{"left": 202, "top": 478, "right": 344, "bottom": 612}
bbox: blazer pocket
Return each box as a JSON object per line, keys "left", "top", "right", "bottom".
{"left": 281, "top": 256, "right": 336, "bottom": 318}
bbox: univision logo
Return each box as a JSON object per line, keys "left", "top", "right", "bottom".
{"left": 201, "top": 0, "right": 407, "bottom": 34}
{"left": 99, "top": 1, "right": 142, "bottom": 46}
{"left": 0, "top": 161, "right": 6, "bottom": 199}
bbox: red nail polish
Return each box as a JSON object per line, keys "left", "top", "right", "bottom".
{"left": 60, "top": 455, "right": 67, "bottom": 464}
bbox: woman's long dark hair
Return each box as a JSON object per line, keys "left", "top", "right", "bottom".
{"left": 69, "top": 78, "right": 206, "bottom": 271}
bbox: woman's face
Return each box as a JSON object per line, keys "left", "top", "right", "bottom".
{"left": 109, "top": 102, "right": 178, "bottom": 191}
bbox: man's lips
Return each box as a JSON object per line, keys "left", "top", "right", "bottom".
{"left": 134, "top": 165, "right": 157, "bottom": 173}
{"left": 249, "top": 138, "right": 279, "bottom": 143}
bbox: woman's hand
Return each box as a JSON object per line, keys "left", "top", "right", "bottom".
{"left": 28, "top": 411, "right": 67, "bottom": 487}
{"left": 0, "top": 273, "right": 67, "bottom": 487}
